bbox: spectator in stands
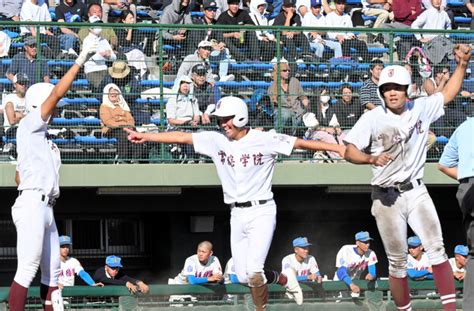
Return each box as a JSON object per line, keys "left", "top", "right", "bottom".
{"left": 223, "top": 257, "right": 239, "bottom": 283}
{"left": 330, "top": 83, "right": 362, "bottom": 130}
{"left": 20, "top": 0, "right": 61, "bottom": 57}
{"left": 421, "top": 0, "right": 456, "bottom": 29}
{"left": 412, "top": 0, "right": 451, "bottom": 45}
{"left": 78, "top": 4, "right": 118, "bottom": 48}
{"left": 449, "top": 245, "right": 468, "bottom": 281}
{"left": 116, "top": 10, "right": 148, "bottom": 79}
{"left": 273, "top": 0, "right": 314, "bottom": 64}
{"left": 302, "top": 0, "right": 342, "bottom": 59}
{"left": 83, "top": 16, "right": 117, "bottom": 94}
{"left": 325, "top": 0, "right": 369, "bottom": 62}
{"left": 334, "top": 231, "right": 378, "bottom": 296}
{"left": 0, "top": 0, "right": 22, "bottom": 21}
{"left": 403, "top": 63, "right": 422, "bottom": 99}
{"left": 55, "top": 0, "right": 88, "bottom": 55}
{"left": 159, "top": 0, "right": 195, "bottom": 57}
{"left": 58, "top": 236, "right": 103, "bottom": 288}
{"left": 248, "top": 0, "right": 278, "bottom": 61}
{"left": 6, "top": 36, "right": 50, "bottom": 84}
{"left": 406, "top": 236, "right": 433, "bottom": 281}
{"left": 191, "top": 64, "right": 220, "bottom": 124}
{"left": 103, "top": 0, "right": 137, "bottom": 23}
{"left": 467, "top": 0, "right": 474, "bottom": 30}
{"left": 216, "top": 0, "right": 261, "bottom": 62}
{"left": 282, "top": 237, "right": 322, "bottom": 283}
{"left": 3, "top": 73, "right": 28, "bottom": 140}
{"left": 100, "top": 83, "right": 143, "bottom": 162}
{"left": 423, "top": 65, "right": 449, "bottom": 96}
{"left": 93, "top": 255, "right": 149, "bottom": 293}
{"left": 177, "top": 40, "right": 215, "bottom": 84}
{"left": 267, "top": 61, "right": 309, "bottom": 135}
{"left": 361, "top": 0, "right": 393, "bottom": 44}
{"left": 360, "top": 59, "right": 384, "bottom": 110}
{"left": 170, "top": 241, "right": 223, "bottom": 284}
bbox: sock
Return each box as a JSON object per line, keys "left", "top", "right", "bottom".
{"left": 432, "top": 261, "right": 456, "bottom": 310}
{"left": 389, "top": 275, "right": 412, "bottom": 311}
{"left": 250, "top": 285, "right": 269, "bottom": 311}
{"left": 8, "top": 281, "right": 28, "bottom": 311}
{"left": 40, "top": 284, "right": 59, "bottom": 311}
{"left": 263, "top": 270, "right": 283, "bottom": 285}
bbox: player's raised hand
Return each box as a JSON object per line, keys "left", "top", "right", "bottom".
{"left": 371, "top": 153, "right": 392, "bottom": 167}
{"left": 75, "top": 42, "right": 98, "bottom": 67}
{"left": 454, "top": 44, "right": 472, "bottom": 64}
{"left": 124, "top": 128, "right": 147, "bottom": 144}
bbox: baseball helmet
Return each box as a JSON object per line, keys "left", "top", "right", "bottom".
{"left": 212, "top": 96, "right": 248, "bottom": 127}
{"left": 377, "top": 65, "right": 412, "bottom": 106}
{"left": 25, "top": 83, "right": 67, "bottom": 113}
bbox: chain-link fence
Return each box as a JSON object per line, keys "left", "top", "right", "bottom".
{"left": 1, "top": 21, "right": 473, "bottom": 163}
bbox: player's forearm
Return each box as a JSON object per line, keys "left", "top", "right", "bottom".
{"left": 78, "top": 270, "right": 95, "bottom": 286}
{"left": 142, "top": 131, "right": 193, "bottom": 145}
{"left": 344, "top": 144, "right": 374, "bottom": 164}
{"left": 442, "top": 60, "right": 469, "bottom": 105}
{"left": 294, "top": 138, "right": 343, "bottom": 154}
{"left": 437, "top": 164, "right": 458, "bottom": 180}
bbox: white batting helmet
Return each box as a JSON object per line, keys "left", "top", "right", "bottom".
{"left": 377, "top": 65, "right": 412, "bottom": 106}
{"left": 25, "top": 82, "right": 67, "bottom": 113}
{"left": 212, "top": 96, "right": 248, "bottom": 127}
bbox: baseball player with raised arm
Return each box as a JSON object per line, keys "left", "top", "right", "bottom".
{"left": 333, "top": 231, "right": 378, "bottom": 296}
{"left": 282, "top": 237, "right": 322, "bottom": 283}
{"left": 406, "top": 236, "right": 433, "bottom": 281}
{"left": 124, "top": 96, "right": 345, "bottom": 310}
{"left": 344, "top": 44, "right": 472, "bottom": 311}
{"left": 172, "top": 241, "right": 223, "bottom": 285}
{"left": 8, "top": 43, "right": 97, "bottom": 311}
{"left": 438, "top": 117, "right": 474, "bottom": 309}
{"left": 58, "top": 236, "right": 103, "bottom": 288}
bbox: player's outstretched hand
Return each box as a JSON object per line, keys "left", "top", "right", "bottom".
{"left": 454, "top": 44, "right": 472, "bottom": 64}
{"left": 371, "top": 153, "right": 392, "bottom": 167}
{"left": 75, "top": 42, "right": 98, "bottom": 67}
{"left": 124, "top": 128, "right": 147, "bottom": 144}
{"left": 93, "top": 282, "right": 104, "bottom": 287}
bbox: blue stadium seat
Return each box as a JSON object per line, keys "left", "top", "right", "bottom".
{"left": 1, "top": 59, "right": 12, "bottom": 66}
{"left": 75, "top": 136, "right": 117, "bottom": 144}
{"left": 63, "top": 98, "right": 100, "bottom": 106}
{"left": 140, "top": 80, "right": 174, "bottom": 88}
{"left": 51, "top": 79, "right": 89, "bottom": 87}
{"left": 436, "top": 136, "right": 449, "bottom": 144}
{"left": 52, "top": 117, "right": 100, "bottom": 126}
{"left": 135, "top": 98, "right": 168, "bottom": 105}
{"left": 48, "top": 60, "right": 75, "bottom": 67}
{"left": 447, "top": 0, "right": 465, "bottom": 7}
{"left": 454, "top": 16, "right": 471, "bottom": 24}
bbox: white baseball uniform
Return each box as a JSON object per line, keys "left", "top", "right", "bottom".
{"left": 333, "top": 245, "right": 378, "bottom": 281}
{"left": 59, "top": 257, "right": 84, "bottom": 287}
{"left": 192, "top": 129, "right": 297, "bottom": 284}
{"left": 174, "top": 254, "right": 222, "bottom": 284}
{"left": 224, "top": 258, "right": 239, "bottom": 284}
{"left": 449, "top": 258, "right": 466, "bottom": 274}
{"left": 344, "top": 92, "right": 448, "bottom": 278}
{"left": 282, "top": 254, "right": 320, "bottom": 279}
{"left": 407, "top": 253, "right": 432, "bottom": 280}
{"left": 13, "top": 107, "right": 61, "bottom": 288}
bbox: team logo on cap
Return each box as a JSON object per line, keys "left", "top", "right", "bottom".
{"left": 388, "top": 69, "right": 394, "bottom": 77}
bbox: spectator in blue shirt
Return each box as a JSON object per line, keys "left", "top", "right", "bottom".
{"left": 6, "top": 37, "right": 50, "bottom": 84}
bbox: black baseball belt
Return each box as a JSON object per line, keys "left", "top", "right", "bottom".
{"left": 460, "top": 177, "right": 474, "bottom": 184}
{"left": 373, "top": 179, "right": 422, "bottom": 193}
{"left": 228, "top": 200, "right": 269, "bottom": 208}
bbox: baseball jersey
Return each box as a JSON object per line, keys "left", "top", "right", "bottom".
{"left": 192, "top": 129, "right": 297, "bottom": 204}
{"left": 449, "top": 257, "right": 466, "bottom": 274}
{"left": 407, "top": 253, "right": 431, "bottom": 271}
{"left": 59, "top": 257, "right": 84, "bottom": 286}
{"left": 16, "top": 108, "right": 61, "bottom": 198}
{"left": 344, "top": 93, "right": 445, "bottom": 187}
{"left": 334, "top": 245, "right": 378, "bottom": 281}
{"left": 282, "top": 254, "right": 320, "bottom": 278}
{"left": 174, "top": 254, "right": 222, "bottom": 284}
{"left": 2, "top": 93, "right": 26, "bottom": 129}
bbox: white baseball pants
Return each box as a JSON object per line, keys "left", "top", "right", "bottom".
{"left": 11, "top": 190, "right": 60, "bottom": 288}
{"left": 230, "top": 201, "right": 276, "bottom": 285}
{"left": 371, "top": 183, "right": 447, "bottom": 278}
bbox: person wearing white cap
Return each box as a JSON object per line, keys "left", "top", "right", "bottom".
{"left": 124, "top": 96, "right": 345, "bottom": 309}
{"left": 344, "top": 44, "right": 472, "bottom": 311}
{"left": 8, "top": 41, "right": 97, "bottom": 311}
{"left": 176, "top": 40, "right": 216, "bottom": 85}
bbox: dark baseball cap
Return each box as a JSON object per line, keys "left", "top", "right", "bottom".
{"left": 283, "top": 0, "right": 296, "bottom": 7}
{"left": 24, "top": 36, "right": 36, "bottom": 46}
{"left": 227, "top": 0, "right": 239, "bottom": 4}
{"left": 311, "top": 0, "right": 322, "bottom": 7}
{"left": 13, "top": 73, "right": 29, "bottom": 85}
{"left": 203, "top": 0, "right": 218, "bottom": 9}
{"left": 335, "top": 0, "right": 346, "bottom": 3}
{"left": 192, "top": 64, "right": 207, "bottom": 76}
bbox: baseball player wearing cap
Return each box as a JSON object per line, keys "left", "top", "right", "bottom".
{"left": 406, "top": 236, "right": 433, "bottom": 281}
{"left": 344, "top": 44, "right": 472, "bottom": 311}
{"left": 93, "top": 255, "right": 149, "bottom": 294}
{"left": 282, "top": 237, "right": 322, "bottom": 283}
{"left": 8, "top": 43, "right": 97, "bottom": 311}
{"left": 449, "top": 245, "right": 468, "bottom": 282}
{"left": 124, "top": 96, "right": 345, "bottom": 309}
{"left": 172, "top": 241, "right": 223, "bottom": 285}
{"left": 438, "top": 117, "right": 474, "bottom": 308}
{"left": 58, "top": 236, "right": 103, "bottom": 288}
{"left": 333, "top": 231, "right": 378, "bottom": 295}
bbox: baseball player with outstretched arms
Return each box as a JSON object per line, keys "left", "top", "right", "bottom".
{"left": 58, "top": 236, "right": 103, "bottom": 288}
{"left": 344, "top": 44, "right": 472, "bottom": 311}
{"left": 406, "top": 236, "right": 433, "bottom": 281}
{"left": 282, "top": 237, "right": 322, "bottom": 283}
{"left": 8, "top": 44, "right": 97, "bottom": 311}
{"left": 124, "top": 96, "right": 345, "bottom": 310}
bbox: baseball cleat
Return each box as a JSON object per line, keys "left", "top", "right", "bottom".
{"left": 283, "top": 268, "right": 303, "bottom": 305}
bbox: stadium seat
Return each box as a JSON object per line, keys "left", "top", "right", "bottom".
{"left": 436, "top": 136, "right": 449, "bottom": 144}
{"left": 75, "top": 136, "right": 117, "bottom": 144}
